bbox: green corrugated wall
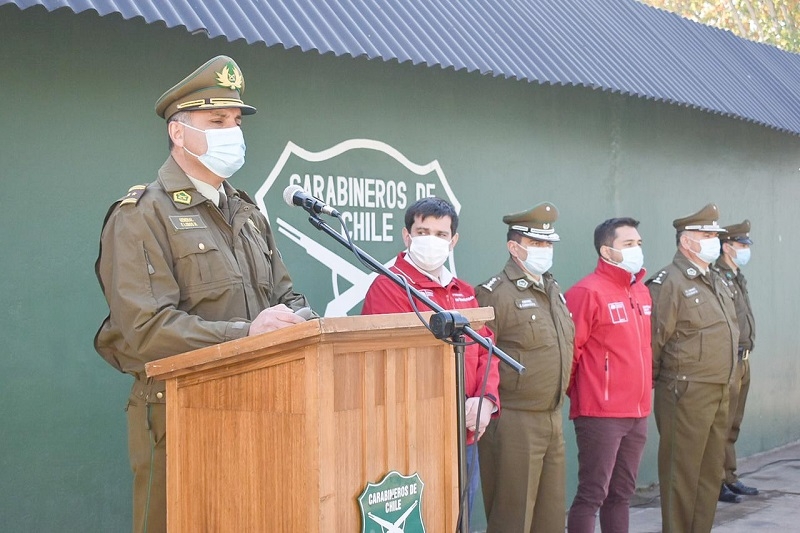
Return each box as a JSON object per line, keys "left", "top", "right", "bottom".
{"left": 1, "top": 4, "right": 798, "bottom": 531}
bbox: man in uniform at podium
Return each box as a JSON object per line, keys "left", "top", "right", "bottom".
{"left": 94, "top": 56, "right": 312, "bottom": 533}
{"left": 361, "top": 196, "right": 501, "bottom": 517}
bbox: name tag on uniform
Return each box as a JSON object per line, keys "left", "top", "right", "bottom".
{"left": 642, "top": 304, "right": 652, "bottom": 315}
{"left": 683, "top": 287, "right": 699, "bottom": 297}
{"left": 515, "top": 298, "right": 538, "bottom": 309}
{"left": 169, "top": 215, "right": 207, "bottom": 230}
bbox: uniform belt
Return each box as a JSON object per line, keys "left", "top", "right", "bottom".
{"left": 737, "top": 347, "right": 750, "bottom": 360}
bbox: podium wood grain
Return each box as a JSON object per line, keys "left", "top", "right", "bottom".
{"left": 146, "top": 308, "right": 493, "bottom": 532}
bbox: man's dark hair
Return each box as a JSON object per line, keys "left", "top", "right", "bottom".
{"left": 506, "top": 229, "right": 524, "bottom": 243}
{"left": 404, "top": 197, "right": 459, "bottom": 234}
{"left": 594, "top": 217, "right": 640, "bottom": 255}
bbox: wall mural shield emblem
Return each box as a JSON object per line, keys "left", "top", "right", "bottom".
{"left": 255, "top": 139, "right": 461, "bottom": 316}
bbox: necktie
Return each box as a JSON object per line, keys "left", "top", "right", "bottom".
{"left": 218, "top": 193, "right": 230, "bottom": 223}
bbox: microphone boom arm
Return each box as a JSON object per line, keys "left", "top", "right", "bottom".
{"left": 305, "top": 214, "right": 525, "bottom": 375}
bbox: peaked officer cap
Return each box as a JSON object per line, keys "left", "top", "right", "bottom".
{"left": 155, "top": 56, "right": 257, "bottom": 120}
{"left": 503, "top": 202, "right": 560, "bottom": 242}
{"left": 721, "top": 219, "right": 753, "bottom": 244}
{"left": 672, "top": 203, "right": 726, "bottom": 233}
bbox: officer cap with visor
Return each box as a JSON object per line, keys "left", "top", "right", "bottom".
{"left": 721, "top": 219, "right": 753, "bottom": 245}
{"left": 672, "top": 203, "right": 726, "bottom": 234}
{"left": 155, "top": 55, "right": 257, "bottom": 120}
{"left": 503, "top": 202, "right": 560, "bottom": 242}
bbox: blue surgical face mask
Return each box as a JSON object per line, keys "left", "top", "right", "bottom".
{"left": 733, "top": 247, "right": 751, "bottom": 267}
{"left": 182, "top": 123, "right": 246, "bottom": 178}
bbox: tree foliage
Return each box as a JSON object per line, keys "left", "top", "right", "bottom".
{"left": 639, "top": 0, "right": 800, "bottom": 53}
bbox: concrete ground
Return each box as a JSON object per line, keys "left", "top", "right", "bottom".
{"left": 628, "top": 439, "right": 800, "bottom": 532}
{"left": 471, "top": 439, "right": 800, "bottom": 532}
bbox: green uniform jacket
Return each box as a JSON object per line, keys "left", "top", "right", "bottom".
{"left": 476, "top": 258, "right": 575, "bottom": 411}
{"left": 94, "top": 156, "right": 310, "bottom": 395}
{"left": 716, "top": 260, "right": 756, "bottom": 351}
{"left": 647, "top": 251, "right": 739, "bottom": 384}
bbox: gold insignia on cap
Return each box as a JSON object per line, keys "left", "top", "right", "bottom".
{"left": 173, "top": 191, "right": 192, "bottom": 205}
{"left": 155, "top": 56, "right": 256, "bottom": 120}
{"left": 215, "top": 62, "right": 243, "bottom": 91}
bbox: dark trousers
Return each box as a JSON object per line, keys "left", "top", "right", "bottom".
{"left": 724, "top": 359, "right": 750, "bottom": 484}
{"left": 654, "top": 380, "right": 728, "bottom": 533}
{"left": 127, "top": 397, "right": 166, "bottom": 533}
{"left": 567, "top": 416, "right": 648, "bottom": 533}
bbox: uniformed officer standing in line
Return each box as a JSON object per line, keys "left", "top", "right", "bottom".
{"left": 716, "top": 220, "right": 759, "bottom": 503}
{"left": 647, "top": 203, "right": 739, "bottom": 533}
{"left": 476, "top": 203, "right": 575, "bottom": 533}
{"left": 94, "top": 56, "right": 313, "bottom": 533}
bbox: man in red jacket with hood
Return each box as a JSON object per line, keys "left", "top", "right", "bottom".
{"left": 361, "top": 196, "right": 500, "bottom": 517}
{"left": 565, "top": 217, "right": 653, "bottom": 533}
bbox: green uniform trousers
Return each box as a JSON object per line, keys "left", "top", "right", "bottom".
{"left": 654, "top": 380, "right": 729, "bottom": 533}
{"left": 724, "top": 359, "right": 750, "bottom": 484}
{"left": 127, "top": 397, "right": 166, "bottom": 533}
{"left": 479, "top": 408, "right": 565, "bottom": 533}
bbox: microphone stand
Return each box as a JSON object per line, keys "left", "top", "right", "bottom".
{"left": 304, "top": 213, "right": 526, "bottom": 533}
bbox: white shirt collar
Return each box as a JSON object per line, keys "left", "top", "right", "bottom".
{"left": 187, "top": 175, "right": 224, "bottom": 206}
{"left": 403, "top": 252, "right": 454, "bottom": 286}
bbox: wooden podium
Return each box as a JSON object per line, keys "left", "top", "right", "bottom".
{"left": 145, "top": 307, "right": 493, "bottom": 532}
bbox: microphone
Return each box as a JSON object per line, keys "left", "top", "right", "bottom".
{"left": 282, "top": 185, "right": 340, "bottom": 217}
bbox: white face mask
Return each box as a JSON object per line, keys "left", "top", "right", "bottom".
{"left": 733, "top": 247, "right": 751, "bottom": 267}
{"left": 609, "top": 245, "right": 644, "bottom": 274}
{"left": 408, "top": 235, "right": 451, "bottom": 272}
{"left": 689, "top": 237, "right": 721, "bottom": 264}
{"left": 521, "top": 245, "right": 553, "bottom": 276}
{"left": 182, "top": 123, "right": 246, "bottom": 178}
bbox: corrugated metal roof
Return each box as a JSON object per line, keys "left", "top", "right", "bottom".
{"left": 7, "top": 0, "right": 800, "bottom": 135}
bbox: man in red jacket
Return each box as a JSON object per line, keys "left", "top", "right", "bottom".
{"left": 565, "top": 217, "right": 653, "bottom": 533}
{"left": 361, "top": 196, "right": 500, "bottom": 515}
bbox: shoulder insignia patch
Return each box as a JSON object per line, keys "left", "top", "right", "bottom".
{"left": 173, "top": 190, "right": 192, "bottom": 205}
{"left": 247, "top": 218, "right": 262, "bottom": 234}
{"left": 516, "top": 279, "right": 530, "bottom": 289}
{"left": 686, "top": 267, "right": 698, "bottom": 277}
{"left": 480, "top": 276, "right": 501, "bottom": 292}
{"left": 647, "top": 269, "right": 668, "bottom": 286}
{"left": 119, "top": 184, "right": 147, "bottom": 206}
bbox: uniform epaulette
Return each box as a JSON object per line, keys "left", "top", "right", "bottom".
{"left": 647, "top": 269, "right": 668, "bottom": 285}
{"left": 118, "top": 185, "right": 147, "bottom": 206}
{"left": 480, "top": 276, "right": 502, "bottom": 292}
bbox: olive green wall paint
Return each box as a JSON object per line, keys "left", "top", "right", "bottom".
{"left": 2, "top": 5, "right": 798, "bottom": 531}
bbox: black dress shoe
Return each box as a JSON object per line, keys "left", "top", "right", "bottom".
{"left": 727, "top": 480, "right": 759, "bottom": 496}
{"left": 719, "top": 484, "right": 743, "bottom": 503}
